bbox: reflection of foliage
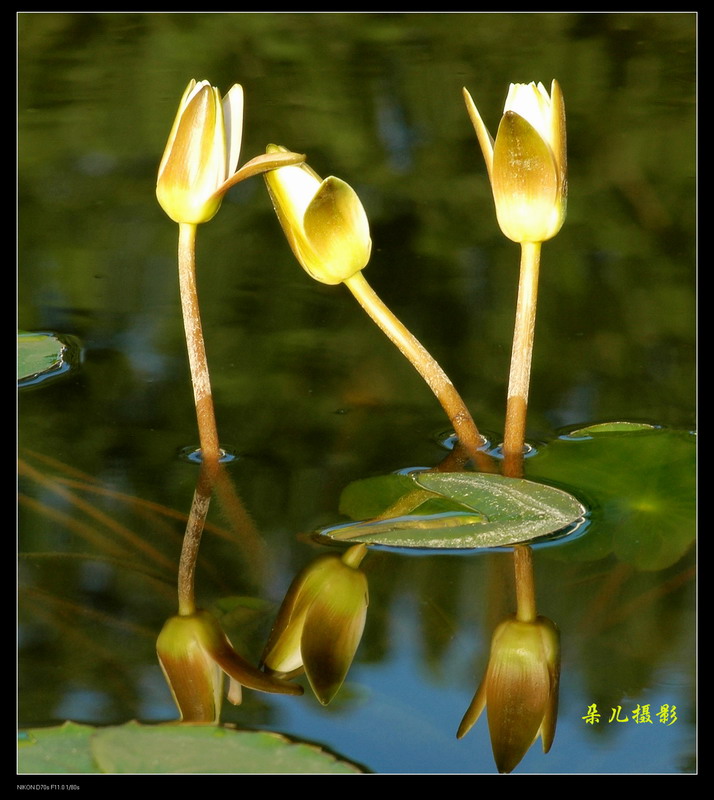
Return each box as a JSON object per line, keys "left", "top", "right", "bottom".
{"left": 19, "top": 449, "right": 235, "bottom": 583}
{"left": 18, "top": 451, "right": 178, "bottom": 726}
{"left": 17, "top": 450, "right": 269, "bottom": 726}
{"left": 556, "top": 555, "right": 695, "bottom": 736}
{"left": 17, "top": 443, "right": 695, "bottom": 767}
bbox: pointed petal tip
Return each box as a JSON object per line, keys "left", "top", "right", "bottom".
{"left": 313, "top": 684, "right": 339, "bottom": 706}
{"left": 455, "top": 722, "right": 470, "bottom": 740}
{"left": 462, "top": 86, "right": 495, "bottom": 179}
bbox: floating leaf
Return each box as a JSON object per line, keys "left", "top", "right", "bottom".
{"left": 526, "top": 427, "right": 695, "bottom": 570}
{"left": 18, "top": 721, "right": 365, "bottom": 774}
{"left": 566, "top": 421, "right": 658, "bottom": 436}
{"left": 338, "top": 472, "right": 426, "bottom": 519}
{"left": 321, "top": 471, "right": 586, "bottom": 550}
{"left": 18, "top": 331, "right": 82, "bottom": 389}
{"left": 18, "top": 722, "right": 98, "bottom": 773}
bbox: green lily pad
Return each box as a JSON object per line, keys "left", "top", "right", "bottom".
{"left": 567, "top": 421, "right": 658, "bottom": 436}
{"left": 338, "top": 471, "right": 486, "bottom": 522}
{"left": 18, "top": 721, "right": 365, "bottom": 774}
{"left": 526, "top": 427, "right": 695, "bottom": 570}
{"left": 18, "top": 331, "right": 82, "bottom": 389}
{"left": 18, "top": 722, "right": 99, "bottom": 773}
{"left": 321, "top": 471, "right": 586, "bottom": 550}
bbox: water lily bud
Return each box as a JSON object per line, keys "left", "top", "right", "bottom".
{"left": 261, "top": 544, "right": 369, "bottom": 705}
{"left": 156, "top": 79, "right": 243, "bottom": 225}
{"left": 457, "top": 614, "right": 560, "bottom": 773}
{"left": 157, "top": 609, "right": 302, "bottom": 724}
{"left": 464, "top": 81, "right": 567, "bottom": 243}
{"left": 263, "top": 145, "right": 372, "bottom": 285}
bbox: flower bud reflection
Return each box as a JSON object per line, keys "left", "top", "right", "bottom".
{"left": 261, "top": 544, "right": 369, "bottom": 705}
{"left": 157, "top": 609, "right": 302, "bottom": 724}
{"left": 458, "top": 614, "right": 560, "bottom": 773}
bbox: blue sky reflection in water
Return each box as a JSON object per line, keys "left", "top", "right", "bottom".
{"left": 264, "top": 601, "right": 694, "bottom": 774}
{"left": 18, "top": 12, "right": 695, "bottom": 774}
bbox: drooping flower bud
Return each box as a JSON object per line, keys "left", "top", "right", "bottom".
{"left": 157, "top": 609, "right": 302, "bottom": 724}
{"left": 261, "top": 544, "right": 369, "bottom": 705}
{"left": 457, "top": 614, "right": 560, "bottom": 773}
{"left": 263, "top": 145, "right": 372, "bottom": 285}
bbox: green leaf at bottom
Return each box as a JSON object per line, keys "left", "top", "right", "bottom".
{"left": 18, "top": 721, "right": 365, "bottom": 774}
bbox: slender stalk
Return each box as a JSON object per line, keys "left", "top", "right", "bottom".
{"left": 177, "top": 465, "right": 213, "bottom": 615}
{"left": 512, "top": 545, "right": 537, "bottom": 622}
{"left": 342, "top": 543, "right": 368, "bottom": 569}
{"left": 502, "top": 241, "right": 542, "bottom": 477}
{"left": 501, "top": 242, "right": 543, "bottom": 622}
{"left": 344, "top": 271, "right": 493, "bottom": 472}
{"left": 177, "top": 223, "right": 221, "bottom": 466}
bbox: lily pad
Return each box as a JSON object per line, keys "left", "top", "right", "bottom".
{"left": 526, "top": 426, "right": 695, "bottom": 570}
{"left": 18, "top": 722, "right": 99, "bottom": 773}
{"left": 321, "top": 471, "right": 586, "bottom": 550}
{"left": 18, "top": 721, "right": 365, "bottom": 774}
{"left": 18, "top": 331, "right": 82, "bottom": 389}
{"left": 566, "top": 421, "right": 658, "bottom": 436}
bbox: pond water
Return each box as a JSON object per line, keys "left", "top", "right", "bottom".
{"left": 18, "top": 12, "right": 696, "bottom": 775}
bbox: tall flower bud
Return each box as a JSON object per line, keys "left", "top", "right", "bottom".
{"left": 463, "top": 81, "right": 567, "bottom": 243}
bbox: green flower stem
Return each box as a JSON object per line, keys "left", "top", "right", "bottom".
{"left": 177, "top": 465, "right": 213, "bottom": 616}
{"left": 344, "top": 271, "right": 492, "bottom": 471}
{"left": 502, "top": 241, "right": 542, "bottom": 478}
{"left": 513, "top": 544, "right": 537, "bottom": 623}
{"left": 178, "top": 223, "right": 221, "bottom": 466}
{"left": 342, "top": 543, "right": 368, "bottom": 569}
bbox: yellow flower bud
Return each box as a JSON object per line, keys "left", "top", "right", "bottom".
{"left": 463, "top": 81, "right": 567, "bottom": 243}
{"left": 156, "top": 609, "right": 302, "bottom": 724}
{"left": 261, "top": 545, "right": 369, "bottom": 705}
{"left": 457, "top": 615, "right": 560, "bottom": 773}
{"left": 156, "top": 79, "right": 243, "bottom": 225}
{"left": 263, "top": 145, "right": 372, "bottom": 285}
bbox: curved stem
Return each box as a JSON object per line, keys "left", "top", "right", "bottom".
{"left": 342, "top": 543, "right": 368, "bottom": 569}
{"left": 502, "top": 241, "right": 542, "bottom": 478}
{"left": 177, "top": 223, "right": 221, "bottom": 466}
{"left": 177, "top": 465, "right": 213, "bottom": 615}
{"left": 344, "top": 271, "right": 494, "bottom": 472}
